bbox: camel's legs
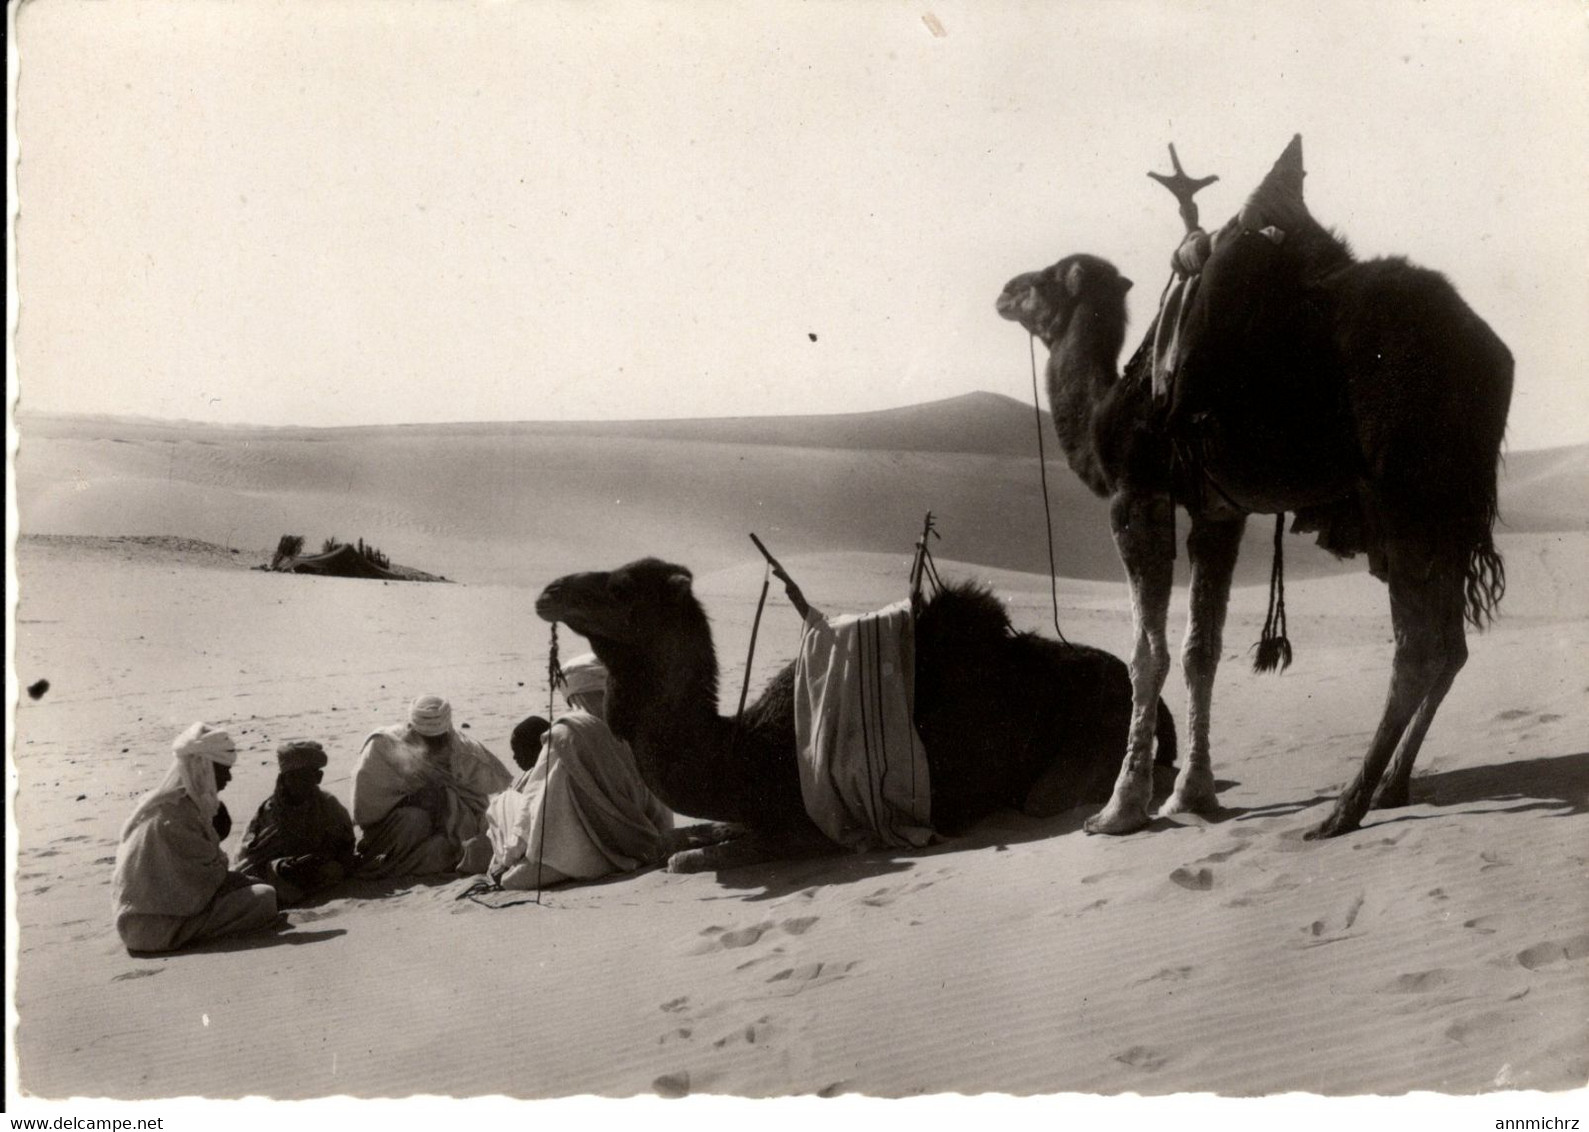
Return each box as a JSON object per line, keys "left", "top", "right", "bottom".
{"left": 1161, "top": 512, "right": 1247, "bottom": 816}
{"left": 1372, "top": 576, "right": 1468, "bottom": 808}
{"left": 1308, "top": 546, "right": 1468, "bottom": 838}
{"left": 1087, "top": 492, "right": 1176, "bottom": 835}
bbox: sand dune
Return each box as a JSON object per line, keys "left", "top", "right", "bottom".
{"left": 8, "top": 403, "right": 1588, "bottom": 1107}
{"left": 18, "top": 400, "right": 1588, "bottom": 593}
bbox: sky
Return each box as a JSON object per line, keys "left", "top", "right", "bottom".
{"left": 9, "top": 0, "right": 1589, "bottom": 448}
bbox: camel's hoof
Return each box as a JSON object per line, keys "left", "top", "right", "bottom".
{"left": 1084, "top": 805, "right": 1151, "bottom": 836}
{"left": 1303, "top": 816, "right": 1358, "bottom": 841}
{"left": 1158, "top": 768, "right": 1220, "bottom": 817}
{"left": 666, "top": 848, "right": 714, "bottom": 873}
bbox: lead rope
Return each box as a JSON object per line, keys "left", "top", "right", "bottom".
{"left": 457, "top": 622, "right": 564, "bottom": 909}
{"left": 1029, "top": 335, "right": 1071, "bottom": 646}
{"left": 727, "top": 561, "right": 773, "bottom": 763}
{"left": 533, "top": 622, "right": 564, "bottom": 903}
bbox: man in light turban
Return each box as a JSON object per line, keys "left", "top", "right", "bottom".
{"left": 111, "top": 723, "right": 281, "bottom": 953}
{"left": 484, "top": 654, "right": 673, "bottom": 890}
{"left": 237, "top": 739, "right": 358, "bottom": 904}
{"left": 351, "top": 694, "right": 513, "bottom": 878}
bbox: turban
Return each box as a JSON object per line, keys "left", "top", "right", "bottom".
{"left": 409, "top": 694, "right": 454, "bottom": 737}
{"left": 276, "top": 739, "right": 328, "bottom": 773}
{"left": 172, "top": 721, "right": 237, "bottom": 765}
{"left": 121, "top": 721, "right": 235, "bottom": 838}
{"left": 559, "top": 654, "right": 607, "bottom": 700}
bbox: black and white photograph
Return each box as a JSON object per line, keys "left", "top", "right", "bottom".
{"left": 6, "top": 0, "right": 1586, "bottom": 1122}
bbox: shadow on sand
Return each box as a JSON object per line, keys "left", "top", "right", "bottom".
{"left": 1413, "top": 750, "right": 1589, "bottom": 815}
{"left": 703, "top": 767, "right": 1189, "bottom": 902}
{"left": 172, "top": 925, "right": 347, "bottom": 956}
{"left": 1229, "top": 750, "right": 1589, "bottom": 832}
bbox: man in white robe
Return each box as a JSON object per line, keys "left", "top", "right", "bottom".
{"left": 485, "top": 655, "right": 672, "bottom": 889}
{"left": 112, "top": 723, "right": 280, "bottom": 954}
{"left": 352, "top": 695, "right": 514, "bottom": 878}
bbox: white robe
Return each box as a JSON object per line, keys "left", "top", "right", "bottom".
{"left": 485, "top": 709, "right": 672, "bottom": 889}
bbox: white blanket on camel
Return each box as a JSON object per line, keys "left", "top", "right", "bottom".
{"left": 794, "top": 599, "right": 934, "bottom": 850}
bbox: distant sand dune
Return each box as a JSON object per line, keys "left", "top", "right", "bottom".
{"left": 19, "top": 401, "right": 1587, "bottom": 592}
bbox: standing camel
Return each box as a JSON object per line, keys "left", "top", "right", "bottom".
{"left": 996, "top": 136, "right": 1512, "bottom": 839}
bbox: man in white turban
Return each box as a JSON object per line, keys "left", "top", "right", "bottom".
{"left": 352, "top": 694, "right": 514, "bottom": 878}
{"left": 484, "top": 654, "right": 673, "bottom": 889}
{"left": 111, "top": 723, "right": 281, "bottom": 954}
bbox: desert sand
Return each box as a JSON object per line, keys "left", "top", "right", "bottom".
{"left": 6, "top": 401, "right": 1588, "bottom": 1116}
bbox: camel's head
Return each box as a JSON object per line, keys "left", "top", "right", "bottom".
{"left": 535, "top": 557, "right": 705, "bottom": 653}
{"left": 536, "top": 557, "right": 718, "bottom": 737}
{"left": 996, "top": 255, "right": 1132, "bottom": 347}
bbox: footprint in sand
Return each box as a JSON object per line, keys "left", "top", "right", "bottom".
{"left": 1299, "top": 892, "right": 1366, "bottom": 946}
{"left": 1446, "top": 1008, "right": 1527, "bottom": 1046}
{"left": 1351, "top": 830, "right": 1408, "bottom": 852}
{"left": 660, "top": 996, "right": 691, "bottom": 1014}
{"left": 764, "top": 960, "right": 859, "bottom": 997}
{"left": 1224, "top": 872, "right": 1305, "bottom": 909}
{"left": 1114, "top": 1045, "right": 1170, "bottom": 1071}
{"left": 1384, "top": 969, "right": 1459, "bottom": 993}
{"left": 711, "top": 1015, "right": 774, "bottom": 1049}
{"left": 691, "top": 923, "right": 770, "bottom": 952}
{"left": 691, "top": 915, "right": 821, "bottom": 955}
{"left": 1169, "top": 866, "right": 1213, "bottom": 891}
{"left": 112, "top": 968, "right": 163, "bottom": 982}
{"left": 1516, "top": 933, "right": 1589, "bottom": 971}
{"left": 1494, "top": 708, "right": 1531, "bottom": 721}
{"left": 1464, "top": 915, "right": 1502, "bottom": 935}
{"left": 734, "top": 947, "right": 788, "bottom": 972}
{"left": 1196, "top": 843, "right": 1246, "bottom": 865}
{"left": 1133, "top": 966, "right": 1194, "bottom": 986}
{"left": 860, "top": 881, "right": 934, "bottom": 907}
{"left": 653, "top": 1070, "right": 693, "bottom": 1098}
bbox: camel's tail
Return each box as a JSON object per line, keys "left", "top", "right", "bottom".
{"left": 1154, "top": 697, "right": 1177, "bottom": 768}
{"left": 1464, "top": 531, "right": 1506, "bottom": 630}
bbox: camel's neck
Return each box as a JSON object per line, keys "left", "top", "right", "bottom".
{"left": 1046, "top": 299, "right": 1125, "bottom": 497}
{"left": 599, "top": 626, "right": 746, "bottom": 824}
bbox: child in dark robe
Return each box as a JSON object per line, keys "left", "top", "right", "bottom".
{"left": 509, "top": 715, "right": 551, "bottom": 785}
{"left": 238, "top": 739, "right": 358, "bottom": 905}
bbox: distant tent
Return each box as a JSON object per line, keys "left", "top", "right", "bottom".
{"left": 272, "top": 543, "right": 407, "bottom": 581}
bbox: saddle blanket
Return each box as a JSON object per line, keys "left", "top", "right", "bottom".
{"left": 793, "top": 599, "right": 934, "bottom": 851}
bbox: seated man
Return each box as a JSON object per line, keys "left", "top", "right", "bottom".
{"left": 509, "top": 714, "right": 551, "bottom": 785}
{"left": 238, "top": 739, "right": 358, "bottom": 905}
{"left": 485, "top": 655, "right": 673, "bottom": 890}
{"left": 112, "top": 722, "right": 280, "bottom": 954}
{"left": 352, "top": 694, "right": 514, "bottom": 878}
